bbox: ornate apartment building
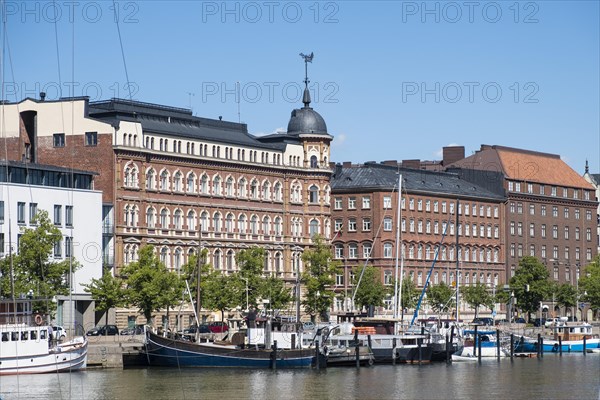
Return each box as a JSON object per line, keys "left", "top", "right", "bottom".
{"left": 450, "top": 145, "right": 598, "bottom": 286}
{"left": 1, "top": 89, "right": 333, "bottom": 295}
{"left": 330, "top": 162, "right": 506, "bottom": 312}
{"left": 583, "top": 161, "right": 600, "bottom": 254}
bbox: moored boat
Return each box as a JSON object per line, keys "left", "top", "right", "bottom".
{"left": 145, "top": 329, "right": 315, "bottom": 368}
{"left": 516, "top": 323, "right": 600, "bottom": 353}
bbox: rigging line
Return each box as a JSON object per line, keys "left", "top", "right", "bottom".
{"left": 350, "top": 182, "right": 398, "bottom": 308}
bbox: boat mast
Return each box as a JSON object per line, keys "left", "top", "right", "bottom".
{"left": 393, "top": 173, "right": 402, "bottom": 322}
{"left": 455, "top": 199, "right": 460, "bottom": 323}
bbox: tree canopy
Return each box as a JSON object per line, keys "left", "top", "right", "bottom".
{"left": 509, "top": 256, "right": 552, "bottom": 319}
{"left": 579, "top": 255, "right": 600, "bottom": 316}
{"left": 301, "top": 235, "right": 341, "bottom": 322}
{"left": 0, "top": 210, "right": 80, "bottom": 314}
{"left": 352, "top": 265, "right": 388, "bottom": 311}
{"left": 426, "top": 282, "right": 455, "bottom": 314}
{"left": 83, "top": 270, "right": 126, "bottom": 327}
{"left": 462, "top": 283, "right": 494, "bottom": 318}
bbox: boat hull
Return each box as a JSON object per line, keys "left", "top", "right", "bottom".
{"left": 0, "top": 339, "right": 87, "bottom": 376}
{"left": 519, "top": 338, "right": 600, "bottom": 353}
{"left": 145, "top": 331, "right": 314, "bottom": 368}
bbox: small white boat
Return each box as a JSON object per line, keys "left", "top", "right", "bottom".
{"left": 0, "top": 323, "right": 88, "bottom": 375}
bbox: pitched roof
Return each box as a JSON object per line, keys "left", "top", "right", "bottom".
{"left": 331, "top": 163, "right": 505, "bottom": 201}
{"left": 450, "top": 145, "right": 593, "bottom": 189}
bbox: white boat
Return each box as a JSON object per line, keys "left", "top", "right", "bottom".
{"left": 0, "top": 323, "right": 88, "bottom": 375}
{"left": 459, "top": 329, "right": 510, "bottom": 357}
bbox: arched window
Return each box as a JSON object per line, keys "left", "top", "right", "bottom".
{"left": 160, "top": 208, "right": 169, "bottom": 229}
{"left": 200, "top": 174, "right": 209, "bottom": 194}
{"left": 173, "top": 171, "right": 182, "bottom": 192}
{"left": 238, "top": 178, "right": 247, "bottom": 198}
{"left": 173, "top": 209, "right": 182, "bottom": 230}
{"left": 160, "top": 170, "right": 169, "bottom": 191}
{"left": 213, "top": 212, "right": 222, "bottom": 232}
{"left": 310, "top": 155, "right": 318, "bottom": 168}
{"left": 275, "top": 252, "right": 282, "bottom": 275}
{"left": 213, "top": 249, "right": 222, "bottom": 270}
{"left": 309, "top": 185, "right": 319, "bottom": 203}
{"left": 274, "top": 217, "right": 283, "bottom": 236}
{"left": 146, "top": 207, "right": 155, "bottom": 228}
{"left": 226, "top": 250, "right": 235, "bottom": 270}
{"left": 309, "top": 219, "right": 319, "bottom": 237}
{"left": 273, "top": 182, "right": 282, "bottom": 201}
{"left": 250, "top": 179, "right": 259, "bottom": 199}
{"left": 145, "top": 168, "right": 156, "bottom": 190}
{"left": 174, "top": 248, "right": 182, "bottom": 271}
{"left": 226, "top": 213, "right": 235, "bottom": 233}
{"left": 383, "top": 243, "right": 393, "bottom": 258}
{"left": 238, "top": 214, "right": 247, "bottom": 234}
{"left": 250, "top": 215, "right": 258, "bottom": 235}
{"left": 226, "top": 177, "right": 235, "bottom": 197}
{"left": 186, "top": 172, "right": 196, "bottom": 193}
{"left": 213, "top": 175, "right": 222, "bottom": 196}
{"left": 124, "top": 163, "right": 139, "bottom": 188}
{"left": 262, "top": 181, "right": 271, "bottom": 200}
{"left": 262, "top": 216, "right": 271, "bottom": 236}
{"left": 200, "top": 211, "right": 209, "bottom": 232}
{"left": 160, "top": 247, "right": 169, "bottom": 268}
{"left": 187, "top": 210, "right": 196, "bottom": 231}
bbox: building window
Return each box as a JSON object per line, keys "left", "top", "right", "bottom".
{"left": 362, "top": 197, "right": 371, "bottom": 209}
{"left": 65, "top": 206, "right": 73, "bottom": 227}
{"left": 383, "top": 196, "right": 392, "bottom": 209}
{"left": 586, "top": 228, "right": 592, "bottom": 241}
{"left": 575, "top": 227, "right": 580, "bottom": 240}
{"left": 552, "top": 207, "right": 558, "bottom": 218}
{"left": 334, "top": 244, "right": 343, "bottom": 259}
{"left": 85, "top": 131, "right": 98, "bottom": 146}
{"left": 517, "top": 222, "right": 522, "bottom": 236}
{"left": 553, "top": 246, "right": 559, "bottom": 259}
{"left": 527, "top": 183, "right": 533, "bottom": 193}
{"left": 383, "top": 217, "right": 392, "bottom": 231}
{"left": 362, "top": 218, "right": 371, "bottom": 231}
{"left": 334, "top": 197, "right": 342, "bottom": 210}
{"left": 29, "top": 203, "right": 38, "bottom": 224}
{"left": 383, "top": 243, "right": 393, "bottom": 258}
{"left": 336, "top": 273, "right": 344, "bottom": 286}
{"left": 309, "top": 185, "right": 319, "bottom": 203}
{"left": 348, "top": 243, "right": 358, "bottom": 259}
{"left": 65, "top": 237, "right": 73, "bottom": 258}
{"left": 529, "top": 223, "right": 535, "bottom": 237}
{"left": 0, "top": 201, "right": 4, "bottom": 224}
{"left": 348, "top": 197, "right": 356, "bottom": 209}
{"left": 552, "top": 225, "right": 558, "bottom": 239}
{"left": 586, "top": 210, "right": 592, "bottom": 220}
{"left": 54, "top": 205, "right": 62, "bottom": 226}
{"left": 564, "top": 227, "right": 569, "bottom": 240}
{"left": 509, "top": 202, "right": 515, "bottom": 213}
{"left": 53, "top": 133, "right": 65, "bottom": 147}
{"left": 417, "top": 200, "right": 423, "bottom": 211}
{"left": 541, "top": 205, "right": 546, "bottom": 216}
{"left": 384, "top": 270, "right": 393, "bottom": 285}
{"left": 529, "top": 204, "right": 535, "bottom": 215}
{"left": 363, "top": 243, "right": 372, "bottom": 259}
{"left": 348, "top": 219, "right": 357, "bottom": 232}
{"left": 541, "top": 245, "right": 546, "bottom": 259}
{"left": 425, "top": 200, "right": 431, "bottom": 212}
{"left": 54, "top": 239, "right": 62, "bottom": 258}
{"left": 17, "top": 202, "right": 25, "bottom": 224}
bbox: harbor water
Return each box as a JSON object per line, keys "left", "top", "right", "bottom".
{"left": 1, "top": 354, "right": 599, "bottom": 400}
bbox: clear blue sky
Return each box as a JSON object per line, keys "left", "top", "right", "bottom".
{"left": 5, "top": 1, "right": 600, "bottom": 174}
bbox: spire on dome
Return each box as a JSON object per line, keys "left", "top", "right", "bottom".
{"left": 299, "top": 52, "right": 314, "bottom": 108}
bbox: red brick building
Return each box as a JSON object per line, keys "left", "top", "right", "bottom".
{"left": 330, "top": 162, "right": 506, "bottom": 313}
{"left": 450, "top": 145, "right": 598, "bottom": 286}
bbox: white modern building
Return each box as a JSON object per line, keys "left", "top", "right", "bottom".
{"left": 0, "top": 160, "right": 102, "bottom": 332}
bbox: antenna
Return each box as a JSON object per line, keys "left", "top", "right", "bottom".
{"left": 236, "top": 81, "right": 241, "bottom": 123}
{"left": 187, "top": 92, "right": 195, "bottom": 112}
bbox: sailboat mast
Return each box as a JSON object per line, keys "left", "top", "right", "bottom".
{"left": 393, "top": 173, "right": 402, "bottom": 320}
{"left": 455, "top": 199, "right": 460, "bottom": 323}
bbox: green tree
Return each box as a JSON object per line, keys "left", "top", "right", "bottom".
{"left": 553, "top": 282, "right": 577, "bottom": 316}
{"left": 236, "top": 247, "right": 267, "bottom": 308}
{"left": 509, "top": 256, "right": 552, "bottom": 321}
{"left": 400, "top": 278, "right": 419, "bottom": 322}
{"left": 352, "top": 265, "right": 387, "bottom": 312}
{"left": 301, "top": 235, "right": 341, "bottom": 322}
{"left": 157, "top": 270, "right": 186, "bottom": 326}
{"left": 203, "top": 271, "right": 242, "bottom": 323}
{"left": 260, "top": 275, "right": 293, "bottom": 312}
{"left": 579, "top": 255, "right": 600, "bottom": 318}
{"left": 0, "top": 210, "right": 80, "bottom": 315}
{"left": 181, "top": 250, "right": 211, "bottom": 312}
{"left": 426, "top": 282, "right": 455, "bottom": 314}
{"left": 82, "top": 270, "right": 126, "bottom": 330}
{"left": 121, "top": 245, "right": 169, "bottom": 323}
{"left": 462, "top": 283, "right": 493, "bottom": 318}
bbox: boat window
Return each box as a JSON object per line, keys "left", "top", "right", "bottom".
{"left": 30, "top": 330, "right": 37, "bottom": 340}
{"left": 1, "top": 332, "right": 8, "bottom": 342}
{"left": 41, "top": 330, "right": 47, "bottom": 340}
{"left": 21, "top": 331, "right": 29, "bottom": 341}
{"left": 11, "top": 332, "right": 19, "bottom": 341}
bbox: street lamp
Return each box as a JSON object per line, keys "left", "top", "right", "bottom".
{"left": 292, "top": 246, "right": 303, "bottom": 323}
{"left": 240, "top": 277, "right": 249, "bottom": 312}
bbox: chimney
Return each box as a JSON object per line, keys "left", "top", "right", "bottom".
{"left": 442, "top": 146, "right": 465, "bottom": 166}
{"left": 342, "top": 161, "right": 352, "bottom": 168}
{"left": 39, "top": 92, "right": 46, "bottom": 101}
{"left": 402, "top": 159, "right": 421, "bottom": 169}
{"left": 382, "top": 160, "right": 398, "bottom": 167}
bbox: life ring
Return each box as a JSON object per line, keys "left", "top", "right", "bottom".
{"left": 552, "top": 343, "right": 559, "bottom": 352}
{"left": 35, "top": 314, "right": 43, "bottom": 326}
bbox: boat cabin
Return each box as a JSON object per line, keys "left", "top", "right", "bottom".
{"left": 552, "top": 323, "right": 595, "bottom": 341}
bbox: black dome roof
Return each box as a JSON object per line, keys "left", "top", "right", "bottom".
{"left": 286, "top": 87, "right": 328, "bottom": 135}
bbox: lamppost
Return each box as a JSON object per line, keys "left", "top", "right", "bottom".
{"left": 292, "top": 246, "right": 303, "bottom": 323}
{"left": 240, "top": 277, "right": 249, "bottom": 312}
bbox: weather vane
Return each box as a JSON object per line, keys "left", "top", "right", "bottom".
{"left": 299, "top": 52, "right": 314, "bottom": 88}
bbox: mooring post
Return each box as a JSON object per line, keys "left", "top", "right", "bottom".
{"left": 271, "top": 340, "right": 278, "bottom": 370}
{"left": 510, "top": 333, "right": 514, "bottom": 361}
{"left": 559, "top": 336, "right": 563, "bottom": 356}
{"left": 418, "top": 338, "right": 422, "bottom": 365}
{"left": 392, "top": 337, "right": 397, "bottom": 366}
{"left": 473, "top": 325, "right": 478, "bottom": 357}
{"left": 315, "top": 339, "right": 320, "bottom": 370}
{"left": 477, "top": 334, "right": 482, "bottom": 363}
{"left": 540, "top": 336, "right": 543, "bottom": 358}
{"left": 496, "top": 329, "right": 501, "bottom": 361}
{"left": 583, "top": 336, "right": 587, "bottom": 356}
{"left": 537, "top": 334, "right": 541, "bottom": 358}
{"left": 445, "top": 334, "right": 450, "bottom": 364}
{"left": 355, "top": 330, "right": 360, "bottom": 369}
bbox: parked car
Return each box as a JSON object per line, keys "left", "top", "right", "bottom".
{"left": 472, "top": 317, "right": 493, "bottom": 326}
{"left": 514, "top": 317, "right": 526, "bottom": 324}
{"left": 52, "top": 325, "right": 66, "bottom": 340}
{"left": 533, "top": 318, "right": 547, "bottom": 327}
{"left": 208, "top": 321, "right": 229, "bottom": 333}
{"left": 120, "top": 324, "right": 145, "bottom": 335}
{"left": 567, "top": 316, "right": 578, "bottom": 322}
{"left": 183, "top": 324, "right": 211, "bottom": 335}
{"left": 544, "top": 318, "right": 566, "bottom": 327}
{"left": 86, "top": 325, "right": 119, "bottom": 336}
